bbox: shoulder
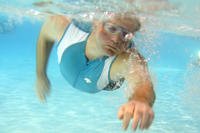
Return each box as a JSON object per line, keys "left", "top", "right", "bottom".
{"left": 110, "top": 49, "right": 146, "bottom": 80}
{"left": 48, "top": 15, "right": 71, "bottom": 28}
{"left": 72, "top": 19, "right": 93, "bottom": 33}
{"left": 41, "top": 15, "right": 71, "bottom": 42}
{"left": 113, "top": 49, "right": 142, "bottom": 65}
{"left": 116, "top": 48, "right": 145, "bottom": 63}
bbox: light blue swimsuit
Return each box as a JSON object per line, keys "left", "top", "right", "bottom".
{"left": 57, "top": 19, "right": 123, "bottom": 93}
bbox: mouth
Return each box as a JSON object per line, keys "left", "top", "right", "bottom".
{"left": 102, "top": 38, "right": 130, "bottom": 55}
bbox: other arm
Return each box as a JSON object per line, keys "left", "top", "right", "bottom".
{"left": 36, "top": 15, "right": 70, "bottom": 102}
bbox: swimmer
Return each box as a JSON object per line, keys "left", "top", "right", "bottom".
{"left": 36, "top": 13, "right": 155, "bottom": 131}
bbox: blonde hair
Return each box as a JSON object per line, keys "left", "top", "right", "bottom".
{"left": 101, "top": 12, "right": 141, "bottom": 33}
{"left": 113, "top": 12, "right": 141, "bottom": 32}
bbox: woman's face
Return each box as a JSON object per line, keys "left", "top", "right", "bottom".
{"left": 95, "top": 19, "right": 135, "bottom": 56}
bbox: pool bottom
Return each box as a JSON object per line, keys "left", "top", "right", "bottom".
{"left": 0, "top": 61, "right": 199, "bottom": 133}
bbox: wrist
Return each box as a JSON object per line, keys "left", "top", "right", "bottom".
{"left": 129, "top": 96, "right": 153, "bottom": 107}
{"left": 36, "top": 71, "right": 47, "bottom": 79}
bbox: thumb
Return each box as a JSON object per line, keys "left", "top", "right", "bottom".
{"left": 118, "top": 105, "right": 125, "bottom": 120}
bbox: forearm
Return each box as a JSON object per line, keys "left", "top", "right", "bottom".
{"left": 126, "top": 53, "right": 155, "bottom": 107}
{"left": 36, "top": 35, "right": 54, "bottom": 78}
{"left": 129, "top": 79, "right": 155, "bottom": 107}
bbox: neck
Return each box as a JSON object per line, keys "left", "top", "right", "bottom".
{"left": 86, "top": 31, "right": 105, "bottom": 60}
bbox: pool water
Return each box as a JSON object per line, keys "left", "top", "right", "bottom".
{"left": 1, "top": 1, "right": 200, "bottom": 133}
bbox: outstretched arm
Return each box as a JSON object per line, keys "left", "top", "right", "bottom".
{"left": 124, "top": 50, "right": 155, "bottom": 106}
{"left": 36, "top": 15, "right": 70, "bottom": 102}
{"left": 110, "top": 49, "right": 155, "bottom": 130}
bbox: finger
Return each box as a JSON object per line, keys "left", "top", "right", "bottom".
{"left": 36, "top": 86, "right": 47, "bottom": 103}
{"left": 146, "top": 111, "right": 154, "bottom": 129}
{"left": 140, "top": 111, "right": 149, "bottom": 129}
{"left": 123, "top": 111, "right": 132, "bottom": 130}
{"left": 132, "top": 109, "right": 141, "bottom": 131}
{"left": 36, "top": 90, "right": 46, "bottom": 103}
{"left": 42, "top": 79, "right": 51, "bottom": 97}
{"left": 122, "top": 102, "right": 135, "bottom": 130}
{"left": 118, "top": 106, "right": 125, "bottom": 120}
{"left": 45, "top": 85, "right": 51, "bottom": 96}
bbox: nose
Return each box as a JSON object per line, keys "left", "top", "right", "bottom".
{"left": 111, "top": 33, "right": 122, "bottom": 43}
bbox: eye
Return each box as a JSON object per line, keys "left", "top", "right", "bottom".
{"left": 108, "top": 26, "right": 117, "bottom": 33}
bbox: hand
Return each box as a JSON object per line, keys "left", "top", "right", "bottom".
{"left": 118, "top": 100, "right": 154, "bottom": 131}
{"left": 35, "top": 75, "right": 51, "bottom": 102}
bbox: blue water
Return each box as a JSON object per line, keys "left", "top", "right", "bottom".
{"left": 0, "top": 15, "right": 200, "bottom": 133}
